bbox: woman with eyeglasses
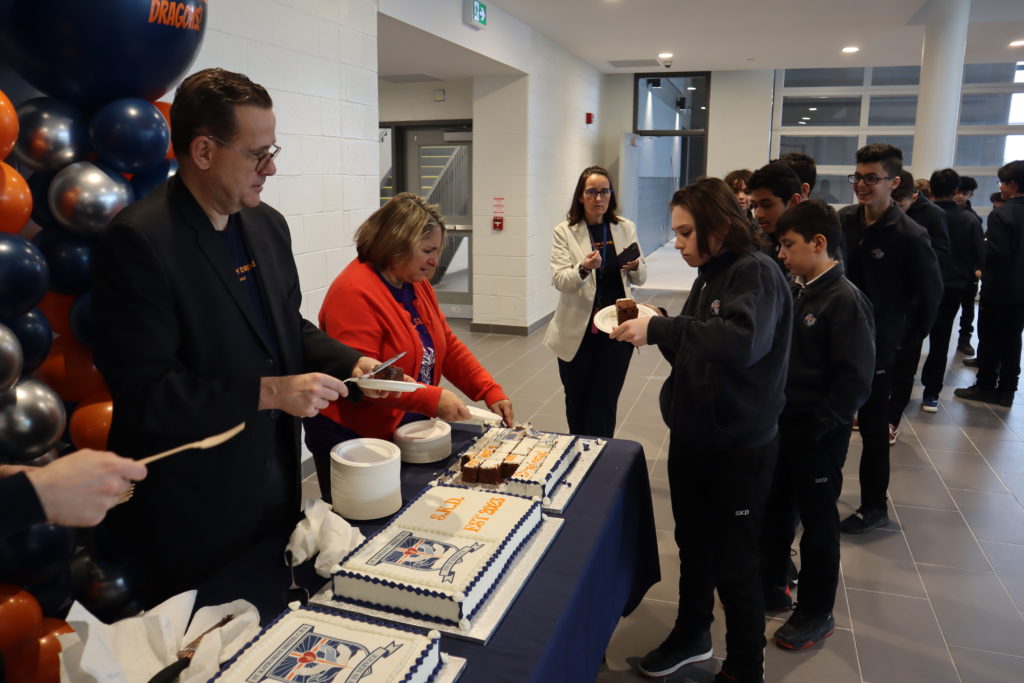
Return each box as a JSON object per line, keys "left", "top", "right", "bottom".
{"left": 304, "top": 193, "right": 512, "bottom": 500}
{"left": 543, "top": 165, "right": 646, "bottom": 438}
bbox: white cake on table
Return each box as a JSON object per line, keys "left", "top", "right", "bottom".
{"left": 332, "top": 484, "right": 542, "bottom": 630}
{"left": 211, "top": 604, "right": 442, "bottom": 683}
{"left": 458, "top": 427, "right": 581, "bottom": 503}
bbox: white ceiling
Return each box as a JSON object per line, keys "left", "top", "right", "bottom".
{"left": 379, "top": 0, "right": 1024, "bottom": 79}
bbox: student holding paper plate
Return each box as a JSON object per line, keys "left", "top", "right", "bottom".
{"left": 305, "top": 193, "right": 512, "bottom": 499}
{"left": 543, "top": 165, "right": 647, "bottom": 438}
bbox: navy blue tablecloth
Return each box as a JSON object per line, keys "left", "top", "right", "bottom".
{"left": 196, "top": 427, "right": 660, "bottom": 682}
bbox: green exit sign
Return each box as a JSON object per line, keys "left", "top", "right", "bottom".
{"left": 464, "top": 0, "right": 488, "bottom": 30}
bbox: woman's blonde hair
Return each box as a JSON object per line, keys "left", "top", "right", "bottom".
{"left": 355, "top": 193, "right": 446, "bottom": 272}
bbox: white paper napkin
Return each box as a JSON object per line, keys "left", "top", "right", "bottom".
{"left": 287, "top": 498, "right": 366, "bottom": 577}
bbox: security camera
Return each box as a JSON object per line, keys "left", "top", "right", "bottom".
{"left": 657, "top": 57, "right": 672, "bottom": 69}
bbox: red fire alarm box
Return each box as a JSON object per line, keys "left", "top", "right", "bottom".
{"left": 585, "top": 112, "right": 594, "bottom": 124}
{"left": 492, "top": 216, "right": 504, "bottom": 230}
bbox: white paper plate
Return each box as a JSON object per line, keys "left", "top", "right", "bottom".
{"left": 354, "top": 378, "right": 425, "bottom": 392}
{"left": 465, "top": 405, "right": 504, "bottom": 423}
{"left": 593, "top": 302, "right": 657, "bottom": 334}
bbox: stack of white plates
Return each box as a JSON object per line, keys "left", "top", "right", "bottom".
{"left": 393, "top": 419, "right": 452, "bottom": 464}
{"left": 330, "top": 438, "right": 402, "bottom": 520}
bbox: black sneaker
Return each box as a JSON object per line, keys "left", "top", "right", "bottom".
{"left": 840, "top": 508, "right": 889, "bottom": 534}
{"left": 764, "top": 584, "right": 793, "bottom": 613}
{"left": 773, "top": 611, "right": 835, "bottom": 650}
{"left": 996, "top": 391, "right": 1015, "bottom": 408}
{"left": 958, "top": 341, "right": 976, "bottom": 356}
{"left": 638, "top": 629, "right": 713, "bottom": 677}
{"left": 954, "top": 383, "right": 994, "bottom": 402}
{"left": 962, "top": 357, "right": 979, "bottom": 368}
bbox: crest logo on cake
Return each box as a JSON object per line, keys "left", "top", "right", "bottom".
{"left": 368, "top": 530, "right": 483, "bottom": 583}
{"left": 252, "top": 625, "right": 402, "bottom": 683}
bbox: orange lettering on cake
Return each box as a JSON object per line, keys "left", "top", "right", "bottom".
{"left": 462, "top": 497, "right": 506, "bottom": 532}
{"left": 430, "top": 497, "right": 464, "bottom": 521}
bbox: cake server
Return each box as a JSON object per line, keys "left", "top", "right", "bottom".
{"left": 147, "top": 614, "right": 235, "bottom": 683}
{"left": 344, "top": 350, "right": 407, "bottom": 382}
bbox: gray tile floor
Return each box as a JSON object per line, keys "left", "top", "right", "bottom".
{"left": 440, "top": 285, "right": 1024, "bottom": 683}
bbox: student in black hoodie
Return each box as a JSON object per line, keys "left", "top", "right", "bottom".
{"left": 762, "top": 200, "right": 875, "bottom": 651}
{"left": 887, "top": 170, "right": 950, "bottom": 437}
{"left": 919, "top": 169, "right": 984, "bottom": 411}
{"left": 613, "top": 177, "right": 792, "bottom": 683}
{"left": 748, "top": 162, "right": 803, "bottom": 274}
{"left": 955, "top": 160, "right": 1024, "bottom": 406}
{"left": 839, "top": 143, "right": 942, "bottom": 534}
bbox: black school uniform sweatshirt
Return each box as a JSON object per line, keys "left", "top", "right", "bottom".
{"left": 934, "top": 199, "right": 985, "bottom": 291}
{"left": 981, "top": 196, "right": 1024, "bottom": 303}
{"left": 648, "top": 250, "right": 792, "bottom": 449}
{"left": 783, "top": 261, "right": 876, "bottom": 437}
{"left": 839, "top": 202, "right": 943, "bottom": 369}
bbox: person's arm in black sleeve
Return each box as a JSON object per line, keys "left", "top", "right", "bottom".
{"left": 648, "top": 264, "right": 781, "bottom": 367}
{"left": 985, "top": 211, "right": 1009, "bottom": 272}
{"left": 814, "top": 291, "right": 876, "bottom": 433}
{"left": 972, "top": 218, "right": 985, "bottom": 273}
{"left": 0, "top": 471, "right": 46, "bottom": 540}
{"left": 908, "top": 229, "right": 943, "bottom": 339}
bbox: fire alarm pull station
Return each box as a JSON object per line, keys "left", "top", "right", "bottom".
{"left": 492, "top": 216, "right": 504, "bottom": 230}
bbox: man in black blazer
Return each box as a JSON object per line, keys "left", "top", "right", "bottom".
{"left": 92, "top": 68, "right": 381, "bottom": 603}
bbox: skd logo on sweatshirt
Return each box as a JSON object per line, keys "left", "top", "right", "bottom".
{"left": 872, "top": 248, "right": 885, "bottom": 259}
{"left": 804, "top": 313, "right": 817, "bottom": 327}
{"left": 710, "top": 299, "right": 721, "bottom": 316}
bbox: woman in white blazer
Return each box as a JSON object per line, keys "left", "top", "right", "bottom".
{"left": 543, "top": 166, "right": 647, "bottom": 437}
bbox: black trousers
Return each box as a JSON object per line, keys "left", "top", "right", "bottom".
{"left": 761, "top": 420, "right": 850, "bottom": 616}
{"left": 977, "top": 298, "right": 1024, "bottom": 394}
{"left": 888, "top": 335, "right": 924, "bottom": 428}
{"left": 668, "top": 435, "right": 777, "bottom": 681}
{"left": 921, "top": 287, "right": 966, "bottom": 397}
{"left": 958, "top": 279, "right": 978, "bottom": 342}
{"left": 857, "top": 368, "right": 891, "bottom": 513}
{"left": 557, "top": 328, "right": 633, "bottom": 438}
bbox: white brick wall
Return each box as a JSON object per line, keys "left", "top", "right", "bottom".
{"left": 192, "top": 0, "right": 380, "bottom": 312}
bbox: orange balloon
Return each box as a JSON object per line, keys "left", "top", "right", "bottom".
{"left": 69, "top": 398, "right": 113, "bottom": 450}
{"left": 0, "top": 161, "right": 32, "bottom": 235}
{"left": 34, "top": 334, "right": 108, "bottom": 402}
{"left": 0, "top": 89, "right": 16, "bottom": 160}
{"left": 34, "top": 617, "right": 73, "bottom": 683}
{"left": 0, "top": 585, "right": 43, "bottom": 682}
{"left": 37, "top": 292, "right": 75, "bottom": 336}
{"left": 152, "top": 101, "right": 174, "bottom": 159}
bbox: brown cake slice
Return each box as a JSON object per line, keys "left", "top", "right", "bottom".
{"left": 369, "top": 363, "right": 404, "bottom": 381}
{"left": 616, "top": 298, "right": 639, "bottom": 325}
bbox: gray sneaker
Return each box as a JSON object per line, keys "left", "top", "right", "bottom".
{"left": 638, "top": 629, "right": 713, "bottom": 677}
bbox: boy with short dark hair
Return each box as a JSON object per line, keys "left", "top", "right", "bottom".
{"left": 956, "top": 160, "right": 1024, "bottom": 406}
{"left": 762, "top": 200, "right": 875, "bottom": 650}
{"left": 749, "top": 162, "right": 803, "bottom": 271}
{"left": 838, "top": 143, "right": 942, "bottom": 534}
{"left": 779, "top": 152, "right": 817, "bottom": 199}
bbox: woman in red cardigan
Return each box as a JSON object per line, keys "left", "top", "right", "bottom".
{"left": 304, "top": 193, "right": 513, "bottom": 499}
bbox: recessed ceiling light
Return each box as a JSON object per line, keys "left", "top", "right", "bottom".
{"left": 700, "top": 106, "right": 706, "bottom": 110}
{"left": 1010, "top": 40, "right": 1024, "bottom": 47}
{"left": 801, "top": 116, "right": 811, "bottom": 120}
{"left": 658, "top": 52, "right": 673, "bottom": 59}
{"left": 842, "top": 46, "right": 860, "bottom": 54}
{"left": 798, "top": 121, "right": 807, "bottom": 125}
{"left": 687, "top": 86, "right": 696, "bottom": 91}
{"left": 808, "top": 107, "right": 818, "bottom": 111}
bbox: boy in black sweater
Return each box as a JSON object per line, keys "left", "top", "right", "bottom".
{"left": 839, "top": 143, "right": 942, "bottom": 534}
{"left": 761, "top": 200, "right": 875, "bottom": 650}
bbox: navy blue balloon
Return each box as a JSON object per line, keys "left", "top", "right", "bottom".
{"left": 27, "top": 171, "right": 58, "bottom": 229}
{"left": 0, "top": 233, "right": 49, "bottom": 319}
{"left": 0, "top": 0, "right": 207, "bottom": 110}
{"left": 69, "top": 291, "right": 93, "bottom": 349}
{"left": 0, "top": 308, "right": 52, "bottom": 374}
{"left": 130, "top": 158, "right": 178, "bottom": 199}
{"left": 91, "top": 98, "right": 171, "bottom": 174}
{"left": 32, "top": 226, "right": 94, "bottom": 295}
{"left": 0, "top": 523, "right": 74, "bottom": 585}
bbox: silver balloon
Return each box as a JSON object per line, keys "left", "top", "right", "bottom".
{"left": 0, "top": 379, "right": 67, "bottom": 463}
{"left": 48, "top": 161, "right": 134, "bottom": 238}
{"left": 12, "top": 97, "right": 91, "bottom": 172}
{"left": 0, "top": 324, "right": 21, "bottom": 393}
